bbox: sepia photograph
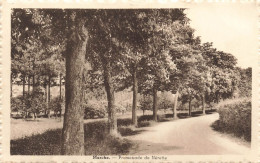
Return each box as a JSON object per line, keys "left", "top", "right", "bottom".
{"left": 3, "top": 1, "right": 258, "bottom": 161}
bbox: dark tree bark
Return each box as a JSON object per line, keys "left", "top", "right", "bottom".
{"left": 152, "top": 85, "right": 158, "bottom": 121}
{"left": 102, "top": 59, "right": 117, "bottom": 135}
{"left": 32, "top": 74, "right": 35, "bottom": 93}
{"left": 48, "top": 76, "right": 51, "bottom": 118}
{"left": 59, "top": 73, "right": 62, "bottom": 117}
{"left": 202, "top": 93, "right": 206, "bottom": 115}
{"left": 28, "top": 76, "right": 30, "bottom": 94}
{"left": 45, "top": 77, "right": 49, "bottom": 117}
{"left": 48, "top": 76, "right": 51, "bottom": 102}
{"left": 216, "top": 92, "right": 219, "bottom": 104}
{"left": 33, "top": 112, "right": 37, "bottom": 120}
{"left": 132, "top": 64, "right": 138, "bottom": 127}
{"left": 22, "top": 76, "right": 25, "bottom": 97}
{"left": 173, "top": 90, "right": 179, "bottom": 119}
{"left": 61, "top": 16, "right": 88, "bottom": 155}
{"left": 60, "top": 73, "right": 62, "bottom": 99}
{"left": 188, "top": 95, "right": 192, "bottom": 116}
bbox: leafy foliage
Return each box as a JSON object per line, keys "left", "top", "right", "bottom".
{"left": 213, "top": 98, "right": 251, "bottom": 141}
{"left": 49, "top": 96, "right": 64, "bottom": 114}
{"left": 139, "top": 94, "right": 153, "bottom": 112}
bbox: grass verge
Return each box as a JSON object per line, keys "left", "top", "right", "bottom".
{"left": 11, "top": 121, "right": 133, "bottom": 155}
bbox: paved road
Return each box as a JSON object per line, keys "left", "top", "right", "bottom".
{"left": 128, "top": 113, "right": 250, "bottom": 155}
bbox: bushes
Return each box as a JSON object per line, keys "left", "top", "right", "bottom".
{"left": 139, "top": 92, "right": 174, "bottom": 115}
{"left": 158, "top": 91, "right": 175, "bottom": 111}
{"left": 25, "top": 92, "right": 46, "bottom": 118}
{"left": 139, "top": 95, "right": 153, "bottom": 114}
{"left": 83, "top": 100, "right": 129, "bottom": 119}
{"left": 11, "top": 89, "right": 46, "bottom": 119}
{"left": 83, "top": 100, "right": 107, "bottom": 119}
{"left": 11, "top": 96, "right": 25, "bottom": 118}
{"left": 212, "top": 98, "right": 251, "bottom": 141}
{"left": 49, "top": 96, "right": 64, "bottom": 117}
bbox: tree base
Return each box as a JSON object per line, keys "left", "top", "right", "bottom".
{"left": 109, "top": 130, "right": 121, "bottom": 138}
{"left": 173, "top": 116, "right": 179, "bottom": 120}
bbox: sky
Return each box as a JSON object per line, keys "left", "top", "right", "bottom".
{"left": 185, "top": 3, "right": 258, "bottom": 68}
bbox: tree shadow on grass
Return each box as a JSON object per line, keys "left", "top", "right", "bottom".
{"left": 11, "top": 129, "right": 62, "bottom": 155}
{"left": 11, "top": 120, "right": 134, "bottom": 155}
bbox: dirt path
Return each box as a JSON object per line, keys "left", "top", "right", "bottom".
{"left": 127, "top": 113, "right": 250, "bottom": 155}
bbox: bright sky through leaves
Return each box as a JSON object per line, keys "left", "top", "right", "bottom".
{"left": 186, "top": 3, "right": 257, "bottom": 68}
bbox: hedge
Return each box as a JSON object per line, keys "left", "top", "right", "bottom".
{"left": 213, "top": 98, "right": 251, "bottom": 141}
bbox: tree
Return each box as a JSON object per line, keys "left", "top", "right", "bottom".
{"left": 236, "top": 67, "right": 252, "bottom": 97}
{"left": 12, "top": 9, "right": 91, "bottom": 154}
{"left": 60, "top": 10, "right": 90, "bottom": 155}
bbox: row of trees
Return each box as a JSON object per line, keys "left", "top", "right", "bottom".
{"left": 11, "top": 9, "right": 251, "bottom": 155}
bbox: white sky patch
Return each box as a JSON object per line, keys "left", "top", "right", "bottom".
{"left": 185, "top": 3, "right": 257, "bottom": 68}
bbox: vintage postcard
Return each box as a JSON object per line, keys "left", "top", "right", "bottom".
{"left": 1, "top": 0, "right": 259, "bottom": 162}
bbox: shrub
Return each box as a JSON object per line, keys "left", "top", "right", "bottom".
{"left": 213, "top": 98, "right": 251, "bottom": 141}
{"left": 83, "top": 101, "right": 107, "bottom": 119}
{"left": 117, "top": 99, "right": 132, "bottom": 112}
{"left": 25, "top": 91, "right": 46, "bottom": 118}
{"left": 83, "top": 99, "right": 129, "bottom": 119}
{"left": 11, "top": 96, "right": 25, "bottom": 118}
{"left": 49, "top": 96, "right": 64, "bottom": 117}
{"left": 11, "top": 88, "right": 47, "bottom": 119}
{"left": 139, "top": 92, "right": 175, "bottom": 114}
{"left": 158, "top": 92, "right": 175, "bottom": 111}
{"left": 11, "top": 96, "right": 24, "bottom": 112}
{"left": 139, "top": 94, "right": 153, "bottom": 114}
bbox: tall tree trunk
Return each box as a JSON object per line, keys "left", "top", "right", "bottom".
{"left": 22, "top": 76, "right": 25, "bottom": 97}
{"left": 216, "top": 92, "right": 219, "bottom": 104}
{"left": 60, "top": 73, "right": 62, "bottom": 99}
{"left": 173, "top": 90, "right": 179, "bottom": 119}
{"left": 132, "top": 65, "right": 138, "bottom": 127}
{"left": 202, "top": 93, "right": 206, "bottom": 115}
{"left": 33, "top": 112, "right": 37, "bottom": 120}
{"left": 28, "top": 76, "right": 30, "bottom": 94}
{"left": 48, "top": 76, "right": 51, "bottom": 102}
{"left": 152, "top": 85, "right": 158, "bottom": 121}
{"left": 102, "top": 60, "right": 117, "bottom": 135}
{"left": 61, "top": 16, "right": 88, "bottom": 155}
{"left": 32, "top": 74, "right": 35, "bottom": 93}
{"left": 46, "top": 76, "right": 51, "bottom": 118}
{"left": 22, "top": 76, "right": 25, "bottom": 118}
{"left": 45, "top": 81, "right": 49, "bottom": 116}
{"left": 188, "top": 95, "right": 192, "bottom": 116}
{"left": 59, "top": 73, "right": 62, "bottom": 117}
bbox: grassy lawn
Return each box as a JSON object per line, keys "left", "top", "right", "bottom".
{"left": 11, "top": 120, "right": 133, "bottom": 155}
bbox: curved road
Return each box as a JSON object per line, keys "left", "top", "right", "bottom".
{"left": 128, "top": 113, "right": 250, "bottom": 155}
